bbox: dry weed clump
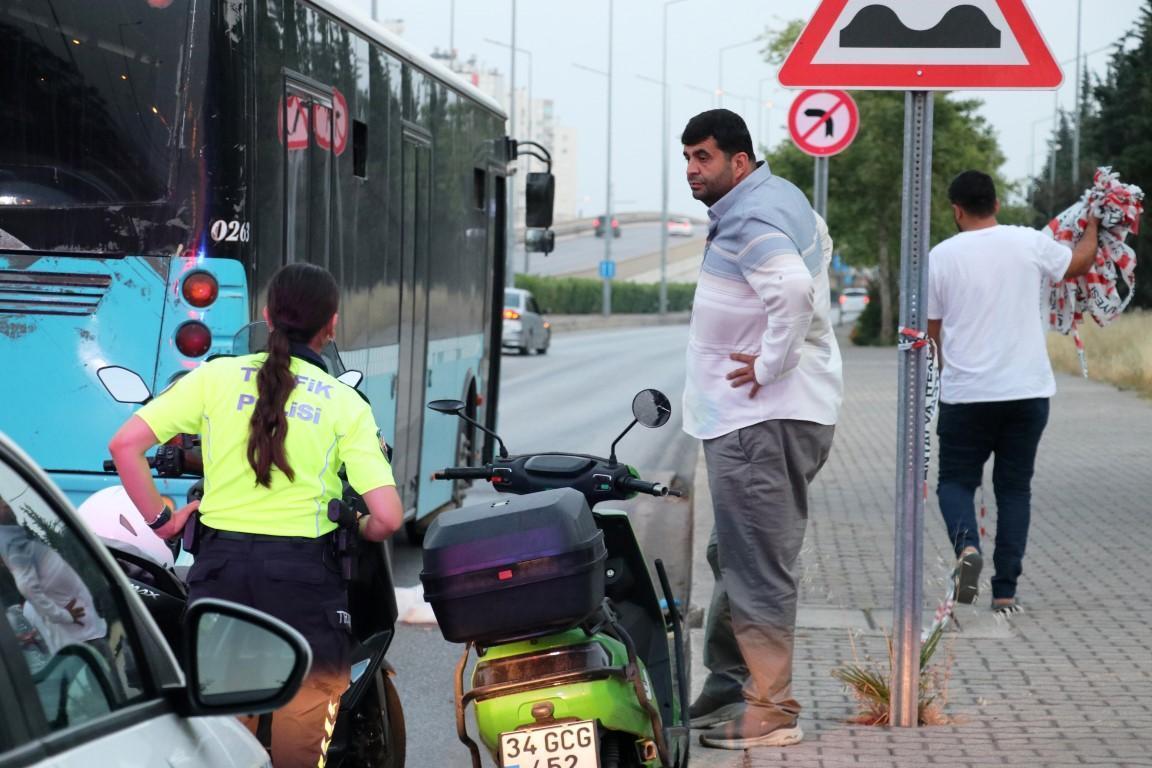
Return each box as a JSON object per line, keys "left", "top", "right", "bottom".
{"left": 830, "top": 622, "right": 953, "bottom": 726}
{"left": 1047, "top": 310, "right": 1152, "bottom": 398}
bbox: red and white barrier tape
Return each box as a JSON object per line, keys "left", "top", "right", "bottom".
{"left": 1047, "top": 166, "right": 1144, "bottom": 377}
{"left": 899, "top": 326, "right": 956, "bottom": 640}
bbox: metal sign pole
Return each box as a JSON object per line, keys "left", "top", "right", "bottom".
{"left": 812, "top": 157, "right": 823, "bottom": 217}
{"left": 892, "top": 89, "right": 933, "bottom": 729}
{"left": 819, "top": 156, "right": 829, "bottom": 219}
{"left": 811, "top": 156, "right": 829, "bottom": 218}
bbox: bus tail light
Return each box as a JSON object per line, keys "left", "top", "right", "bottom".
{"left": 182, "top": 272, "right": 219, "bottom": 307}
{"left": 175, "top": 322, "right": 212, "bottom": 357}
{"left": 503, "top": 309, "right": 520, "bottom": 320}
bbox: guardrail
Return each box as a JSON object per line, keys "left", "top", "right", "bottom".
{"left": 515, "top": 212, "right": 705, "bottom": 241}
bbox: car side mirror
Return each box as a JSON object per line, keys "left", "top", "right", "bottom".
{"left": 525, "top": 228, "right": 555, "bottom": 254}
{"left": 181, "top": 599, "right": 311, "bottom": 717}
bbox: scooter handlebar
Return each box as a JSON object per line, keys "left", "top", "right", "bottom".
{"left": 102, "top": 456, "right": 158, "bottom": 473}
{"left": 619, "top": 477, "right": 680, "bottom": 497}
{"left": 434, "top": 466, "right": 493, "bottom": 481}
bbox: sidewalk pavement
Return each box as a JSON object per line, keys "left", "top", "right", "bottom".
{"left": 688, "top": 333, "right": 1152, "bottom": 767}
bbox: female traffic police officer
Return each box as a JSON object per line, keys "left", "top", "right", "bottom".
{"left": 109, "top": 263, "right": 403, "bottom": 768}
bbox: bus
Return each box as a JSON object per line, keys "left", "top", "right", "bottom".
{"left": 0, "top": 0, "right": 539, "bottom": 538}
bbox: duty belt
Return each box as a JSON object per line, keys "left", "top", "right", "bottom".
{"left": 202, "top": 526, "right": 331, "bottom": 545}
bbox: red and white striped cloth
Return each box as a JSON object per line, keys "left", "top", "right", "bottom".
{"left": 1046, "top": 167, "right": 1144, "bottom": 376}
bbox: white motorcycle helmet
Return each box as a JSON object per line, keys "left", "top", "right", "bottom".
{"left": 76, "top": 486, "right": 175, "bottom": 569}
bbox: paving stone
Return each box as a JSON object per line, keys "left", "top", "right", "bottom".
{"left": 688, "top": 331, "right": 1152, "bottom": 767}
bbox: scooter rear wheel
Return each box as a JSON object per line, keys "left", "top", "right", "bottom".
{"left": 345, "top": 670, "right": 405, "bottom": 767}
{"left": 599, "top": 730, "right": 643, "bottom": 768}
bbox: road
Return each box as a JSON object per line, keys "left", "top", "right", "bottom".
{"left": 387, "top": 323, "right": 696, "bottom": 768}
{"left": 515, "top": 222, "right": 704, "bottom": 278}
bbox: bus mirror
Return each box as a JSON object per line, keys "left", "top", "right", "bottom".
{"left": 97, "top": 366, "right": 153, "bottom": 405}
{"left": 525, "top": 172, "right": 554, "bottom": 228}
{"left": 525, "top": 229, "right": 555, "bottom": 254}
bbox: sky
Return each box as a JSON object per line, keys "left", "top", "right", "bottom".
{"left": 345, "top": 0, "right": 1147, "bottom": 218}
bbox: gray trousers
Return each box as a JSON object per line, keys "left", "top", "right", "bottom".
{"left": 700, "top": 419, "right": 835, "bottom": 719}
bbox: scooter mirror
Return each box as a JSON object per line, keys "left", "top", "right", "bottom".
{"left": 632, "top": 389, "right": 672, "bottom": 429}
{"left": 97, "top": 366, "right": 153, "bottom": 404}
{"left": 232, "top": 321, "right": 268, "bottom": 355}
{"left": 428, "top": 399, "right": 466, "bottom": 415}
{"left": 336, "top": 370, "right": 363, "bottom": 389}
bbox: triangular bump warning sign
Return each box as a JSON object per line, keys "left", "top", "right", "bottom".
{"left": 779, "top": 0, "right": 1063, "bottom": 90}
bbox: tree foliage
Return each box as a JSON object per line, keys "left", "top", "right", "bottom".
{"left": 765, "top": 90, "right": 1007, "bottom": 344}
{"left": 1033, "top": 0, "right": 1152, "bottom": 307}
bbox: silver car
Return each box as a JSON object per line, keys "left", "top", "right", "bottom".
{"left": 503, "top": 288, "right": 551, "bottom": 355}
{"left": 0, "top": 431, "right": 310, "bottom": 767}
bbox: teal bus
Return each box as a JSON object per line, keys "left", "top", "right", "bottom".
{"left": 0, "top": 0, "right": 525, "bottom": 538}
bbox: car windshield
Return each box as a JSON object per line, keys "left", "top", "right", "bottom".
{"left": 504, "top": 291, "right": 520, "bottom": 308}
{"left": 0, "top": 0, "right": 191, "bottom": 207}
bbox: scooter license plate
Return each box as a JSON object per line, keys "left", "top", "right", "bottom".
{"left": 499, "top": 720, "right": 599, "bottom": 768}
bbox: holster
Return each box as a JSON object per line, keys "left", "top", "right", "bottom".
{"left": 328, "top": 498, "right": 360, "bottom": 582}
{"left": 182, "top": 510, "right": 202, "bottom": 556}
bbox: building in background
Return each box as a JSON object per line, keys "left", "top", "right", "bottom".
{"left": 429, "top": 51, "right": 581, "bottom": 222}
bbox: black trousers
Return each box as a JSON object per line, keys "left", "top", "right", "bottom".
{"left": 187, "top": 530, "right": 351, "bottom": 768}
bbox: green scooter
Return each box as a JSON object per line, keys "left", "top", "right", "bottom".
{"left": 421, "top": 389, "right": 690, "bottom": 768}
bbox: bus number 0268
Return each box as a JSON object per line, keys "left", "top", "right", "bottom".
{"left": 210, "top": 219, "right": 251, "bottom": 243}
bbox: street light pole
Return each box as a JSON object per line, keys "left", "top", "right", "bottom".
{"left": 604, "top": 0, "right": 614, "bottom": 317}
{"left": 486, "top": 38, "right": 534, "bottom": 275}
{"left": 506, "top": 0, "right": 517, "bottom": 288}
{"left": 660, "top": 0, "right": 688, "bottom": 316}
{"left": 717, "top": 37, "right": 760, "bottom": 109}
{"left": 757, "top": 76, "right": 776, "bottom": 151}
{"left": 1072, "top": 0, "right": 1083, "bottom": 189}
{"left": 449, "top": 0, "right": 456, "bottom": 61}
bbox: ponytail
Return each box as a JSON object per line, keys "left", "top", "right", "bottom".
{"left": 246, "top": 263, "right": 340, "bottom": 487}
{"left": 248, "top": 327, "right": 298, "bottom": 486}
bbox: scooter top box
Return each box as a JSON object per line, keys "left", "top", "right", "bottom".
{"left": 420, "top": 488, "right": 607, "bottom": 645}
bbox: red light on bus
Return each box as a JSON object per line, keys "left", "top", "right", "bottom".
{"left": 503, "top": 309, "right": 520, "bottom": 320}
{"left": 175, "top": 322, "right": 212, "bottom": 357}
{"left": 182, "top": 272, "right": 219, "bottom": 307}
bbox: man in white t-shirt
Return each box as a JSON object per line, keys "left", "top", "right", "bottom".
{"left": 927, "top": 171, "right": 1098, "bottom": 613}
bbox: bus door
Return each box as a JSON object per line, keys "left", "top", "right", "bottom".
{"left": 283, "top": 77, "right": 333, "bottom": 269}
{"left": 392, "top": 131, "right": 432, "bottom": 516}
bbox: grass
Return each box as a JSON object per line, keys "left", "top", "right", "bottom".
{"left": 1047, "top": 310, "right": 1152, "bottom": 399}
{"left": 830, "top": 622, "right": 953, "bottom": 726}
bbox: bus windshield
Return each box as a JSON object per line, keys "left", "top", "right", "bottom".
{"left": 0, "top": 0, "right": 190, "bottom": 209}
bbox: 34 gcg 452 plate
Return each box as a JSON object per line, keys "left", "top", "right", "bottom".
{"left": 500, "top": 720, "right": 599, "bottom": 768}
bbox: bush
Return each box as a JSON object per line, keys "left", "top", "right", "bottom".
{"left": 850, "top": 283, "right": 895, "bottom": 346}
{"left": 514, "top": 275, "right": 695, "bottom": 314}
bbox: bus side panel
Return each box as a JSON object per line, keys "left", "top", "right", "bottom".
{"left": 0, "top": 255, "right": 168, "bottom": 479}
{"left": 415, "top": 90, "right": 501, "bottom": 519}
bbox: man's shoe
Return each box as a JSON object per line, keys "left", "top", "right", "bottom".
{"left": 954, "top": 548, "right": 982, "bottom": 605}
{"left": 698, "top": 715, "right": 803, "bottom": 749}
{"left": 687, "top": 693, "right": 744, "bottom": 729}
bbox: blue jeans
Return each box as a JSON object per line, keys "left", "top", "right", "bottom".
{"left": 936, "top": 398, "right": 1050, "bottom": 600}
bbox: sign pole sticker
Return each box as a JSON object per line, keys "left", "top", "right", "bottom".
{"left": 788, "top": 90, "right": 860, "bottom": 157}
{"left": 778, "top": 0, "right": 1063, "bottom": 90}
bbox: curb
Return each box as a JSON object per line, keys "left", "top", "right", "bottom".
{"left": 546, "top": 312, "right": 692, "bottom": 334}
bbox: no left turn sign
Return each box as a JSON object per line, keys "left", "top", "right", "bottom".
{"left": 788, "top": 89, "right": 860, "bottom": 157}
